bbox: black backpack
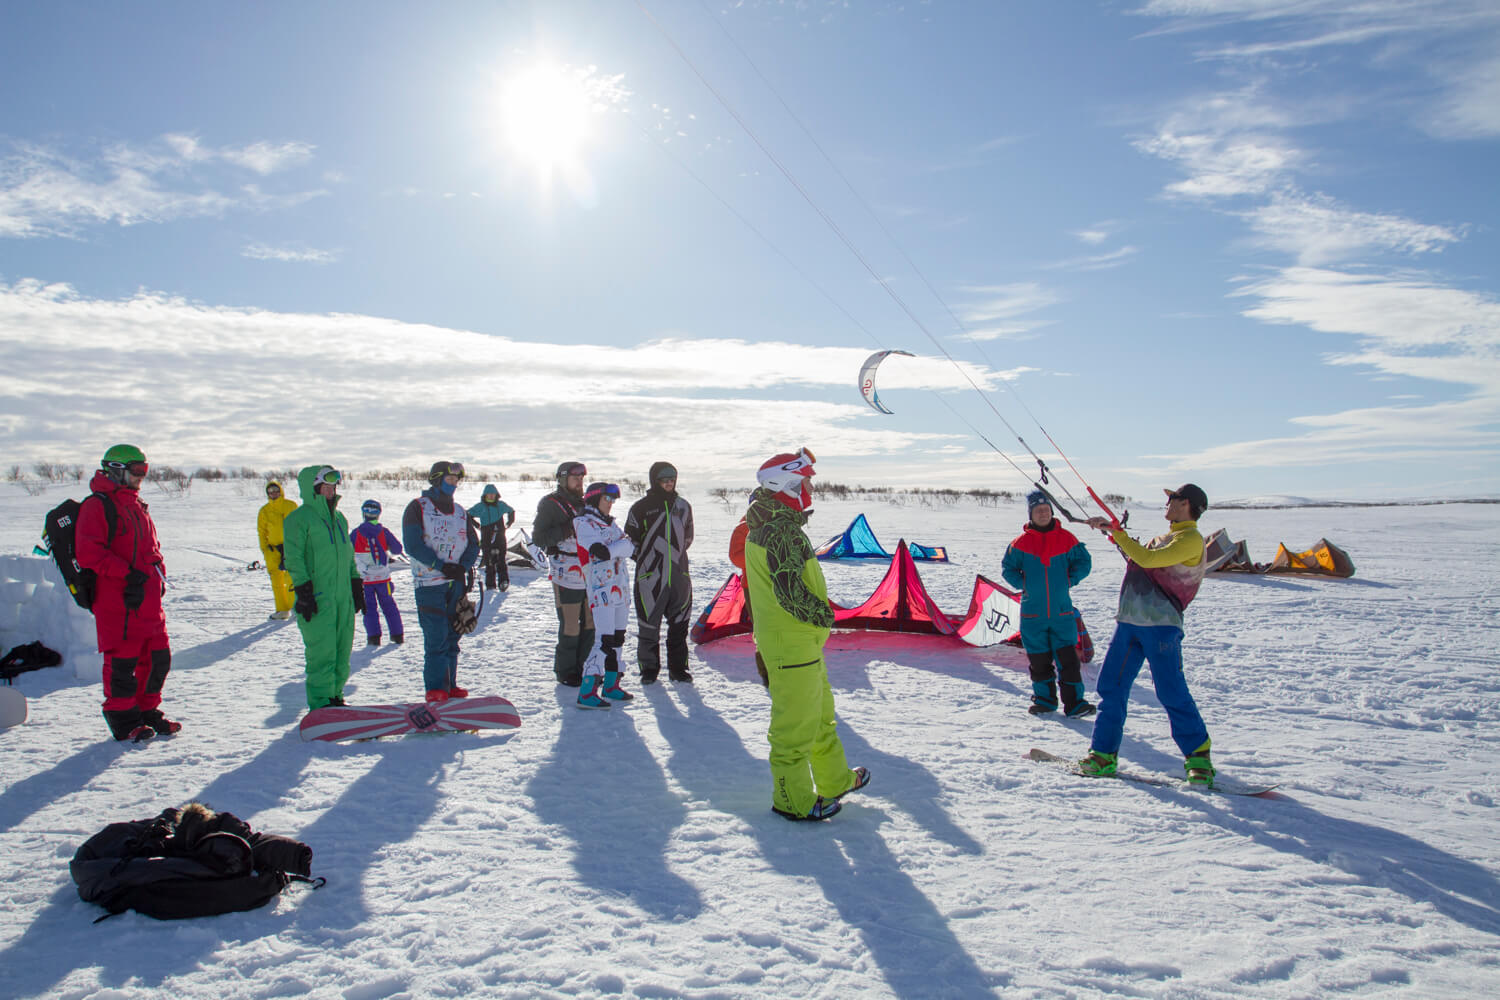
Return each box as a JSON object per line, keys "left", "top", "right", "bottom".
{"left": 71, "top": 802, "right": 323, "bottom": 922}
{"left": 42, "top": 493, "right": 116, "bottom": 611}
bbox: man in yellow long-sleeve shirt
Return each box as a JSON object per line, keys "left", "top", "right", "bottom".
{"left": 257, "top": 480, "right": 298, "bottom": 620}
{"left": 1081, "top": 483, "right": 1215, "bottom": 786}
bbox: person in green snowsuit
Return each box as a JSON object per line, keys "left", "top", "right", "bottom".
{"left": 743, "top": 449, "right": 868, "bottom": 822}
{"left": 282, "top": 464, "right": 364, "bottom": 710}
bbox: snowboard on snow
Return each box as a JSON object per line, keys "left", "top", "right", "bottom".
{"left": 1027, "top": 748, "right": 1279, "bottom": 797}
{"left": 0, "top": 686, "right": 26, "bottom": 730}
{"left": 300, "top": 696, "right": 521, "bottom": 742}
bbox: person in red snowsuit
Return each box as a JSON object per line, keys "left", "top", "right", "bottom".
{"left": 74, "top": 444, "right": 179, "bottom": 742}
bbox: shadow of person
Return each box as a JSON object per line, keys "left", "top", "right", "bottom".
{"left": 651, "top": 685, "right": 1003, "bottom": 998}
{"left": 1168, "top": 787, "right": 1500, "bottom": 935}
{"left": 524, "top": 687, "right": 702, "bottom": 921}
{"left": 834, "top": 725, "right": 982, "bottom": 856}
{"left": 0, "top": 731, "right": 319, "bottom": 997}
{"left": 172, "top": 620, "right": 283, "bottom": 670}
{"left": 0, "top": 743, "right": 120, "bottom": 835}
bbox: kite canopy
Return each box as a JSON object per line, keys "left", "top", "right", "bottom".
{"left": 858, "top": 349, "right": 914, "bottom": 414}
{"left": 1204, "top": 530, "right": 1356, "bottom": 578}
{"left": 815, "top": 513, "right": 949, "bottom": 562}
{"left": 692, "top": 539, "right": 1091, "bottom": 661}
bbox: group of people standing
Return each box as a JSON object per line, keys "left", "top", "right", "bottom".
{"left": 73, "top": 440, "right": 1219, "bottom": 816}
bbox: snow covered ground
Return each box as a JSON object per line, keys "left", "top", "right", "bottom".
{"left": 1, "top": 479, "right": 1497, "bottom": 999}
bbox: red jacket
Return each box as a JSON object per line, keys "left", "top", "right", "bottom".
{"left": 75, "top": 471, "right": 167, "bottom": 645}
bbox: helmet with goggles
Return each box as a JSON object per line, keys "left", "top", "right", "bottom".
{"left": 100, "top": 444, "right": 149, "bottom": 485}
{"left": 428, "top": 461, "right": 465, "bottom": 484}
{"left": 757, "top": 447, "right": 816, "bottom": 511}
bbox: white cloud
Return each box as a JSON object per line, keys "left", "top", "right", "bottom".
{"left": 0, "top": 281, "right": 1011, "bottom": 484}
{"left": 0, "top": 136, "right": 324, "bottom": 239}
{"left": 1244, "top": 193, "right": 1463, "bottom": 266}
{"left": 241, "top": 243, "right": 341, "bottom": 264}
{"left": 1041, "top": 246, "right": 1141, "bottom": 272}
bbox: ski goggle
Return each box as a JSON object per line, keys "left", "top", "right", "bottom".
{"left": 585, "top": 483, "right": 621, "bottom": 501}
{"left": 266, "top": 484, "right": 281, "bottom": 495}
{"left": 313, "top": 466, "right": 342, "bottom": 488}
{"left": 105, "top": 460, "right": 150, "bottom": 477}
{"left": 777, "top": 447, "right": 816, "bottom": 475}
{"left": 434, "top": 461, "right": 465, "bottom": 480}
{"left": 655, "top": 466, "right": 678, "bottom": 482}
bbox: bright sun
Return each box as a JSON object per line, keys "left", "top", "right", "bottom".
{"left": 497, "top": 62, "right": 597, "bottom": 177}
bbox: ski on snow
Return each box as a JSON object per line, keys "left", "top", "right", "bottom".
{"left": 1027, "top": 748, "right": 1279, "bottom": 797}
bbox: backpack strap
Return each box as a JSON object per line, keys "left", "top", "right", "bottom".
{"left": 84, "top": 491, "right": 119, "bottom": 546}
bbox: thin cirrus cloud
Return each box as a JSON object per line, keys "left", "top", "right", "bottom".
{"left": 957, "top": 282, "right": 1061, "bottom": 341}
{"left": 0, "top": 280, "right": 983, "bottom": 482}
{"left": 1127, "top": 1, "right": 1500, "bottom": 480}
{"left": 241, "top": 243, "right": 341, "bottom": 264}
{"left": 0, "top": 134, "right": 325, "bottom": 239}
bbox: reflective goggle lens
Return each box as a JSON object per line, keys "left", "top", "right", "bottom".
{"left": 315, "top": 467, "right": 341, "bottom": 486}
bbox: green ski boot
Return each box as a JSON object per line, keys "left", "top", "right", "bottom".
{"left": 1078, "top": 750, "right": 1117, "bottom": 777}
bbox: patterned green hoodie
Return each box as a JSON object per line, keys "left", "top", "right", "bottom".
{"left": 743, "top": 487, "right": 833, "bottom": 663}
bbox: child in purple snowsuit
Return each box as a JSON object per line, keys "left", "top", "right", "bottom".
{"left": 351, "top": 499, "right": 404, "bottom": 646}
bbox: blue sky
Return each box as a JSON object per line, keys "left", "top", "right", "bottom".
{"left": 2, "top": 0, "right": 1497, "bottom": 503}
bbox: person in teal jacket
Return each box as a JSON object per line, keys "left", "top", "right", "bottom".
{"left": 471, "top": 484, "right": 516, "bottom": 591}
{"left": 282, "top": 464, "right": 364, "bottom": 710}
{"left": 1001, "top": 490, "right": 1094, "bottom": 717}
{"left": 743, "top": 449, "right": 867, "bottom": 822}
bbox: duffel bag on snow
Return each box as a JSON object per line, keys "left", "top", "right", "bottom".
{"left": 70, "top": 801, "right": 323, "bottom": 922}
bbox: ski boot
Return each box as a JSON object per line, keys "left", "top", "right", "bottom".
{"left": 366, "top": 635, "right": 381, "bottom": 646}
{"left": 832, "top": 766, "right": 871, "bottom": 802}
{"left": 1064, "top": 701, "right": 1097, "bottom": 719}
{"left": 1028, "top": 679, "right": 1058, "bottom": 715}
{"left": 1185, "top": 738, "right": 1215, "bottom": 787}
{"left": 772, "top": 797, "right": 842, "bottom": 822}
{"left": 142, "top": 709, "right": 182, "bottom": 736}
{"left": 577, "top": 676, "right": 611, "bottom": 710}
{"left": 447, "top": 686, "right": 469, "bottom": 699}
{"left": 601, "top": 670, "right": 634, "bottom": 702}
{"left": 424, "top": 689, "right": 450, "bottom": 704}
{"left": 391, "top": 634, "right": 404, "bottom": 645}
{"left": 1078, "top": 750, "right": 1117, "bottom": 777}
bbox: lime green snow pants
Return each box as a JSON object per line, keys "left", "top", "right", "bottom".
{"left": 297, "top": 597, "right": 354, "bottom": 710}
{"left": 766, "top": 653, "right": 857, "bottom": 816}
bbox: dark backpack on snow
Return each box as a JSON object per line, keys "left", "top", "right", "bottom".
{"left": 42, "top": 493, "right": 116, "bottom": 611}
{"left": 70, "top": 802, "right": 322, "bottom": 922}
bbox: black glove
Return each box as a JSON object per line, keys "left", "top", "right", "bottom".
{"left": 123, "top": 568, "right": 149, "bottom": 609}
{"left": 588, "top": 542, "right": 610, "bottom": 561}
{"left": 440, "top": 562, "right": 465, "bottom": 581}
{"left": 293, "top": 582, "right": 317, "bottom": 621}
{"left": 351, "top": 579, "right": 366, "bottom": 613}
{"left": 271, "top": 544, "right": 285, "bottom": 569}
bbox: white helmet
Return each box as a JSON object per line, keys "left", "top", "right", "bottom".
{"left": 757, "top": 447, "right": 816, "bottom": 511}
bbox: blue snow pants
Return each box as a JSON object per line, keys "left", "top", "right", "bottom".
{"left": 416, "top": 581, "right": 462, "bottom": 693}
{"left": 361, "top": 580, "right": 404, "bottom": 640}
{"left": 1090, "top": 621, "right": 1209, "bottom": 758}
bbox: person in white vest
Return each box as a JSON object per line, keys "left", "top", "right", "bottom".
{"left": 400, "top": 461, "right": 480, "bottom": 702}
{"left": 572, "top": 482, "right": 637, "bottom": 709}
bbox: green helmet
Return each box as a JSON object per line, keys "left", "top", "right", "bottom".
{"left": 101, "top": 444, "right": 147, "bottom": 468}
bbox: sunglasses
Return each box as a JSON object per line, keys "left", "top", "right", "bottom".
{"left": 1166, "top": 493, "right": 1188, "bottom": 503}
{"left": 107, "top": 460, "right": 150, "bottom": 477}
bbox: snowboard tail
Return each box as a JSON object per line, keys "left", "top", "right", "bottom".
{"left": 1027, "top": 748, "right": 1278, "bottom": 797}
{"left": 300, "top": 696, "right": 521, "bottom": 742}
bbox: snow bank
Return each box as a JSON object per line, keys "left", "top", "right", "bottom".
{"left": 0, "top": 555, "right": 97, "bottom": 677}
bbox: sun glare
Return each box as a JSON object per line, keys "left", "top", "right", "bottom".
{"left": 497, "top": 62, "right": 596, "bottom": 177}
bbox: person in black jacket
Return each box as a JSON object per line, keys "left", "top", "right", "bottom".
{"left": 533, "top": 461, "right": 593, "bottom": 686}
{"left": 624, "top": 461, "right": 695, "bottom": 683}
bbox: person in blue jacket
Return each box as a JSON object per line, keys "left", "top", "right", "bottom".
{"left": 401, "top": 461, "right": 480, "bottom": 702}
{"left": 471, "top": 484, "right": 516, "bottom": 592}
{"left": 1001, "top": 490, "right": 1094, "bottom": 717}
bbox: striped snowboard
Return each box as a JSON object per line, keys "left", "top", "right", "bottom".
{"left": 300, "top": 696, "right": 521, "bottom": 742}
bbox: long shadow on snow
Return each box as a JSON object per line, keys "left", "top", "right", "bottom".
{"left": 172, "top": 619, "right": 283, "bottom": 671}
{"left": 524, "top": 686, "right": 702, "bottom": 920}
{"left": 651, "top": 685, "right": 1003, "bottom": 999}
{"left": 0, "top": 741, "right": 120, "bottom": 835}
{"left": 0, "top": 731, "right": 319, "bottom": 996}
{"left": 1179, "top": 791, "right": 1500, "bottom": 936}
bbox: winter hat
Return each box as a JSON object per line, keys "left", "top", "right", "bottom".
{"left": 648, "top": 461, "right": 678, "bottom": 485}
{"left": 361, "top": 499, "right": 381, "bottom": 521}
{"left": 757, "top": 448, "right": 816, "bottom": 512}
{"left": 1026, "top": 490, "right": 1051, "bottom": 514}
{"left": 1164, "top": 483, "right": 1208, "bottom": 520}
{"left": 584, "top": 482, "right": 621, "bottom": 509}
